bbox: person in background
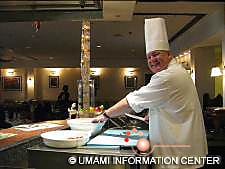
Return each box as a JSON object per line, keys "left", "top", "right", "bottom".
{"left": 33, "top": 101, "right": 46, "bottom": 122}
{"left": 92, "top": 18, "right": 208, "bottom": 169}
{"left": 0, "top": 106, "right": 12, "bottom": 129}
{"left": 57, "top": 85, "right": 70, "bottom": 103}
{"left": 55, "top": 85, "right": 70, "bottom": 119}
{"left": 214, "top": 94, "right": 223, "bottom": 107}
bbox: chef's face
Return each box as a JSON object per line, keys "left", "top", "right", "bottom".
{"left": 146, "top": 50, "right": 172, "bottom": 73}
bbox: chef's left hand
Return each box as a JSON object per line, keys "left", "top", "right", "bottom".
{"left": 91, "top": 114, "right": 108, "bottom": 123}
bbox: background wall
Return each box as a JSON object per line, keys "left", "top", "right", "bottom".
{"left": 2, "top": 49, "right": 222, "bottom": 108}
{"left": 214, "top": 46, "right": 223, "bottom": 97}
{"left": 35, "top": 68, "right": 81, "bottom": 101}
{"left": 1, "top": 67, "right": 149, "bottom": 103}
{"left": 192, "top": 45, "right": 221, "bottom": 106}
{"left": 95, "top": 68, "right": 147, "bottom": 102}
{"left": 0, "top": 68, "right": 26, "bottom": 101}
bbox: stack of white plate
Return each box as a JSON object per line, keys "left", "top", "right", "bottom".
{"left": 41, "top": 130, "right": 90, "bottom": 148}
{"left": 67, "top": 118, "right": 105, "bottom": 136}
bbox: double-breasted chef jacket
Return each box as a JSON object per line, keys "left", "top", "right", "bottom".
{"left": 126, "top": 59, "right": 208, "bottom": 168}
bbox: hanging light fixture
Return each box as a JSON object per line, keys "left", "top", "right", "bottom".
{"left": 32, "top": 19, "right": 41, "bottom": 32}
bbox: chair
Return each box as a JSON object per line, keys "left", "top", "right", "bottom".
{"left": 202, "top": 93, "right": 216, "bottom": 132}
{"left": 203, "top": 93, "right": 224, "bottom": 133}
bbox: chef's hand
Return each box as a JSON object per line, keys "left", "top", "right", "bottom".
{"left": 144, "top": 113, "right": 149, "bottom": 124}
{"left": 91, "top": 114, "right": 108, "bottom": 123}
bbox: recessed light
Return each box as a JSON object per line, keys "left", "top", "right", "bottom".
{"left": 96, "top": 45, "right": 101, "bottom": 48}
{"left": 113, "top": 33, "right": 123, "bottom": 37}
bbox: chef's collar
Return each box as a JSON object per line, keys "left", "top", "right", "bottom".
{"left": 168, "top": 58, "right": 176, "bottom": 66}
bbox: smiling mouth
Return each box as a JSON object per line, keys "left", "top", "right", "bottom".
{"left": 150, "top": 62, "right": 160, "bottom": 68}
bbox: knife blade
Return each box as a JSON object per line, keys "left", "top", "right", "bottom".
{"left": 108, "top": 118, "right": 122, "bottom": 128}
{"left": 125, "top": 113, "right": 145, "bottom": 122}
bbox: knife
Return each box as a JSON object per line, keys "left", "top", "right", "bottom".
{"left": 125, "top": 113, "right": 145, "bottom": 122}
{"left": 108, "top": 118, "right": 122, "bottom": 128}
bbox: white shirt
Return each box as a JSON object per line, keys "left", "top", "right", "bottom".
{"left": 126, "top": 59, "right": 208, "bottom": 168}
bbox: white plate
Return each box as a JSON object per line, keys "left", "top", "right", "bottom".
{"left": 68, "top": 118, "right": 93, "bottom": 123}
{"left": 67, "top": 118, "right": 105, "bottom": 136}
{"left": 41, "top": 130, "right": 90, "bottom": 148}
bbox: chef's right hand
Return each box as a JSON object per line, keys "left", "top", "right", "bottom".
{"left": 91, "top": 114, "right": 108, "bottom": 123}
{"left": 144, "top": 113, "right": 149, "bottom": 124}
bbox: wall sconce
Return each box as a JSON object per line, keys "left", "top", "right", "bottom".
{"left": 90, "top": 68, "right": 101, "bottom": 76}
{"left": 50, "top": 70, "right": 56, "bottom": 75}
{"left": 211, "top": 67, "right": 222, "bottom": 77}
{"left": 176, "top": 50, "right": 191, "bottom": 70}
{"left": 48, "top": 68, "right": 61, "bottom": 76}
{"left": 125, "top": 68, "right": 135, "bottom": 76}
{"left": 27, "top": 77, "right": 34, "bottom": 87}
{"left": 6, "top": 69, "right": 15, "bottom": 76}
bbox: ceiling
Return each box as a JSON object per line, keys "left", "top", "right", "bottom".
{"left": 0, "top": 1, "right": 223, "bottom": 67}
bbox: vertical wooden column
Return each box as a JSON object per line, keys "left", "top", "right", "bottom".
{"left": 81, "top": 20, "right": 90, "bottom": 112}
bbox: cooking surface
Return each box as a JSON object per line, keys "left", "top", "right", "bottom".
{"left": 87, "top": 129, "right": 149, "bottom": 147}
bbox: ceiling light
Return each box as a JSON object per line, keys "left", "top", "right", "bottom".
{"left": 90, "top": 68, "right": 101, "bottom": 76}
{"left": 96, "top": 45, "right": 101, "bottom": 48}
{"left": 32, "top": 20, "right": 41, "bottom": 32}
{"left": 113, "top": 33, "right": 123, "bottom": 37}
{"left": 6, "top": 69, "right": 15, "bottom": 76}
{"left": 48, "top": 68, "right": 61, "bottom": 76}
{"left": 125, "top": 68, "right": 136, "bottom": 76}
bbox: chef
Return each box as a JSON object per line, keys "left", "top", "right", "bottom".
{"left": 93, "top": 18, "right": 208, "bottom": 169}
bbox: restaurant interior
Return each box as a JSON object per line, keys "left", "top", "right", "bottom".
{"left": 0, "top": 1, "right": 225, "bottom": 169}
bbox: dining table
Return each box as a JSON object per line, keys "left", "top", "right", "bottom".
{"left": 206, "top": 107, "right": 225, "bottom": 132}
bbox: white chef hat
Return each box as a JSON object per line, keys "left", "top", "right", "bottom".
{"left": 144, "top": 18, "right": 170, "bottom": 54}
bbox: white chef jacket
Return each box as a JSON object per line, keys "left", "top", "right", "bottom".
{"left": 126, "top": 59, "right": 208, "bottom": 169}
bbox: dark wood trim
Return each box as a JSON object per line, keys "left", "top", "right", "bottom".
{"left": 137, "top": 0, "right": 223, "bottom": 2}
{"left": 133, "top": 13, "right": 206, "bottom": 43}
{"left": 133, "top": 13, "right": 205, "bottom": 16}
{"left": 0, "top": 10, "right": 102, "bottom": 22}
{"left": 169, "top": 14, "right": 205, "bottom": 43}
